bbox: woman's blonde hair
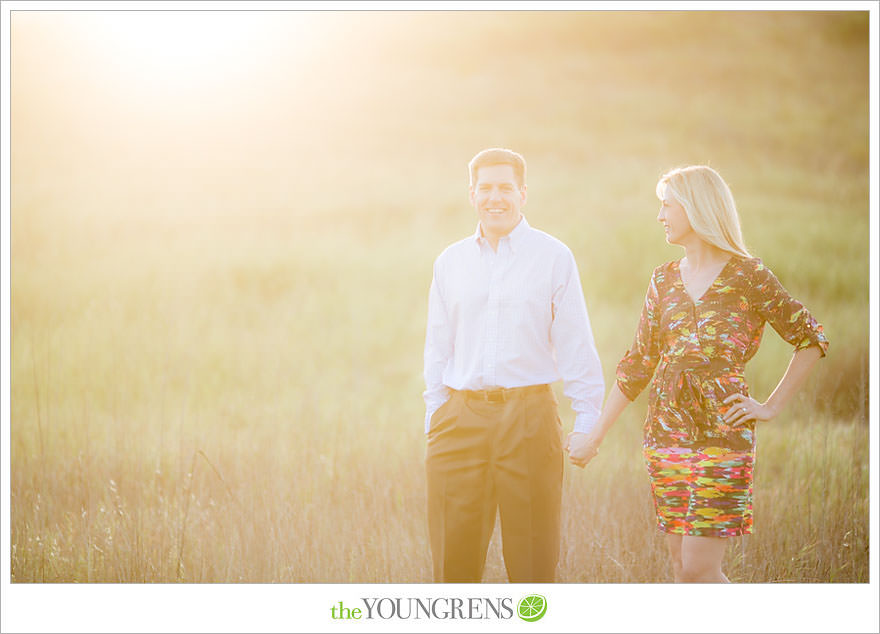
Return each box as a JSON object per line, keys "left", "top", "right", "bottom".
{"left": 656, "top": 165, "right": 752, "bottom": 259}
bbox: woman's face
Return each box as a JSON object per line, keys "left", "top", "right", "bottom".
{"left": 657, "top": 187, "right": 695, "bottom": 246}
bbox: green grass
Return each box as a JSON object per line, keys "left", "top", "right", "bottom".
{"left": 9, "top": 10, "right": 869, "bottom": 583}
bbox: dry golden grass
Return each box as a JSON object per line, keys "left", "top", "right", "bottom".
{"left": 9, "top": 10, "right": 869, "bottom": 583}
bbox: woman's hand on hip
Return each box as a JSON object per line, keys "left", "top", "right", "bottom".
{"left": 722, "top": 393, "right": 777, "bottom": 425}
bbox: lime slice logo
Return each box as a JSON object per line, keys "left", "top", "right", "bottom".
{"left": 517, "top": 594, "right": 547, "bottom": 622}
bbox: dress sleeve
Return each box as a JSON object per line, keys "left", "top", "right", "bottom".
{"left": 616, "top": 267, "right": 663, "bottom": 401}
{"left": 748, "top": 259, "right": 829, "bottom": 356}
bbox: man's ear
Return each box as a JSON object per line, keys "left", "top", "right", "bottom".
{"left": 520, "top": 184, "right": 528, "bottom": 206}
{"left": 469, "top": 187, "right": 476, "bottom": 206}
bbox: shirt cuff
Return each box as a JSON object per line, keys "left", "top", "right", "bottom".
{"left": 572, "top": 413, "right": 598, "bottom": 436}
{"left": 424, "top": 388, "right": 452, "bottom": 434}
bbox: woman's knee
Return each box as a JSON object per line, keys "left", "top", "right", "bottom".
{"left": 677, "top": 535, "right": 728, "bottom": 582}
{"left": 679, "top": 553, "right": 722, "bottom": 582}
{"left": 678, "top": 562, "right": 707, "bottom": 583}
{"left": 678, "top": 555, "right": 726, "bottom": 582}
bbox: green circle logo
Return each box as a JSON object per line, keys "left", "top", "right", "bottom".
{"left": 517, "top": 594, "right": 547, "bottom": 622}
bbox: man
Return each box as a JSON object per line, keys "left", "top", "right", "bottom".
{"left": 423, "top": 148, "right": 605, "bottom": 582}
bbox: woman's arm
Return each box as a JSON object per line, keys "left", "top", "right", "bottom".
{"left": 565, "top": 383, "right": 632, "bottom": 468}
{"left": 723, "top": 345, "right": 824, "bottom": 425}
{"left": 567, "top": 267, "right": 664, "bottom": 469}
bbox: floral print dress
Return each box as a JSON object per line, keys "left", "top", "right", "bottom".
{"left": 616, "top": 256, "right": 828, "bottom": 537}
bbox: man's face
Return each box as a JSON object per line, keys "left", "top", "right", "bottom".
{"left": 470, "top": 164, "right": 527, "bottom": 243}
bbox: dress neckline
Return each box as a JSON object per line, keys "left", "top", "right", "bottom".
{"left": 676, "top": 256, "right": 735, "bottom": 304}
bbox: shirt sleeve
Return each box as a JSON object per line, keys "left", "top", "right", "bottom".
{"left": 423, "top": 259, "right": 453, "bottom": 433}
{"left": 616, "top": 267, "right": 663, "bottom": 402}
{"left": 550, "top": 249, "right": 605, "bottom": 435}
{"left": 748, "top": 259, "right": 829, "bottom": 355}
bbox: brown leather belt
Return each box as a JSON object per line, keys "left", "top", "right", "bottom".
{"left": 458, "top": 384, "right": 551, "bottom": 403}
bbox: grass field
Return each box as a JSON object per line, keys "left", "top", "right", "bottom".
{"left": 9, "top": 10, "right": 870, "bottom": 583}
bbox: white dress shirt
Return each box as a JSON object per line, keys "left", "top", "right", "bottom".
{"left": 423, "top": 216, "right": 605, "bottom": 434}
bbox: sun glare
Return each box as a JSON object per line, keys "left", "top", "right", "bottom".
{"left": 84, "top": 11, "right": 301, "bottom": 86}
{"left": 106, "top": 12, "right": 259, "bottom": 59}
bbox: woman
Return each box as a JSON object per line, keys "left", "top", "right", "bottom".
{"left": 566, "top": 165, "right": 828, "bottom": 583}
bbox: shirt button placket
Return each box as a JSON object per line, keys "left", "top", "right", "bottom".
{"left": 483, "top": 249, "right": 501, "bottom": 387}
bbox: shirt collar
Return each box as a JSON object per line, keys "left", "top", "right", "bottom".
{"left": 473, "top": 215, "right": 530, "bottom": 253}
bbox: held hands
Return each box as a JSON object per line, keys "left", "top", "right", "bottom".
{"left": 565, "top": 431, "right": 602, "bottom": 469}
{"left": 722, "top": 393, "right": 777, "bottom": 425}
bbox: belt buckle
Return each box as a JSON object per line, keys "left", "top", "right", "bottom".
{"left": 485, "top": 388, "right": 506, "bottom": 403}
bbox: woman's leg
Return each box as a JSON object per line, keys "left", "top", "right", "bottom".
{"left": 665, "top": 534, "right": 684, "bottom": 582}
{"left": 678, "top": 535, "right": 730, "bottom": 583}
